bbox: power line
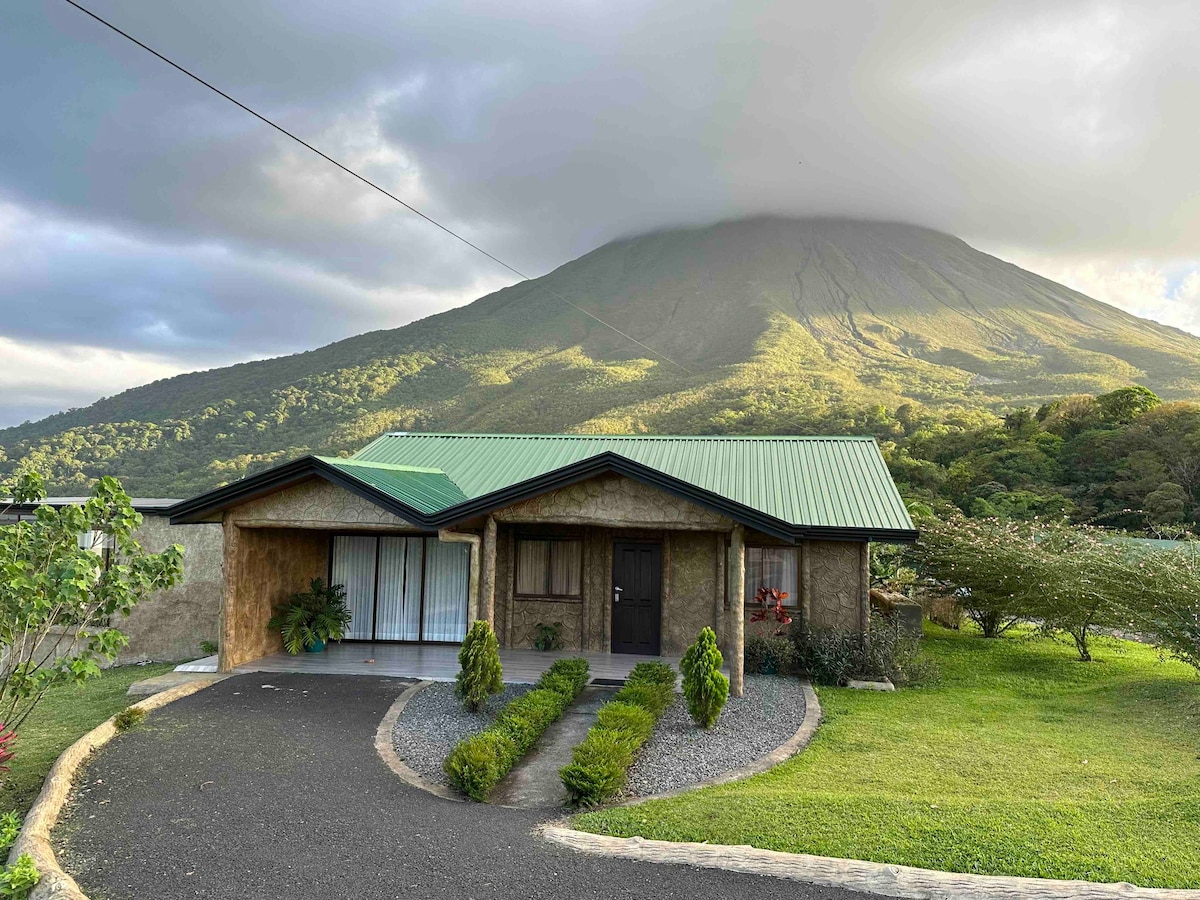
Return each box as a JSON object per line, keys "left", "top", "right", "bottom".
{"left": 58, "top": 0, "right": 695, "bottom": 376}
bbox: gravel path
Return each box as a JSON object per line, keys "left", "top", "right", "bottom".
{"left": 626, "top": 674, "right": 807, "bottom": 797}
{"left": 392, "top": 681, "right": 531, "bottom": 785}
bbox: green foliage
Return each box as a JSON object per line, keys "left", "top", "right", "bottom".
{"left": 454, "top": 621, "right": 503, "bottom": 712}
{"left": 199, "top": 640, "right": 218, "bottom": 655}
{"left": 112, "top": 706, "right": 147, "bottom": 731}
{"left": 0, "top": 473, "right": 183, "bottom": 738}
{"left": 266, "top": 579, "right": 352, "bottom": 655}
{"left": 532, "top": 621, "right": 563, "bottom": 652}
{"left": 744, "top": 635, "right": 797, "bottom": 675}
{"left": 0, "top": 813, "right": 19, "bottom": 854}
{"left": 792, "top": 616, "right": 938, "bottom": 686}
{"left": 0, "top": 854, "right": 37, "bottom": 899}
{"left": 680, "top": 627, "right": 728, "bottom": 728}
{"left": 560, "top": 665, "right": 675, "bottom": 806}
{"left": 443, "top": 656, "right": 589, "bottom": 800}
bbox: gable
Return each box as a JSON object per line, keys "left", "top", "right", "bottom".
{"left": 226, "top": 479, "right": 416, "bottom": 529}
{"left": 493, "top": 472, "right": 732, "bottom": 530}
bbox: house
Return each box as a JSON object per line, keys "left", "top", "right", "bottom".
{"left": 2, "top": 498, "right": 223, "bottom": 664}
{"left": 168, "top": 433, "right": 917, "bottom": 695}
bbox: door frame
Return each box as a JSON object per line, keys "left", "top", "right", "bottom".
{"left": 610, "top": 540, "right": 663, "bottom": 655}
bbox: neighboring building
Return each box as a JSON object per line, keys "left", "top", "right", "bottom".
{"left": 2, "top": 498, "right": 223, "bottom": 664}
{"left": 169, "top": 433, "right": 916, "bottom": 695}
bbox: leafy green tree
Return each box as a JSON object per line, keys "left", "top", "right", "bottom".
{"left": 0, "top": 471, "right": 183, "bottom": 735}
{"left": 1143, "top": 483, "right": 1190, "bottom": 525}
{"left": 1096, "top": 386, "right": 1161, "bottom": 425}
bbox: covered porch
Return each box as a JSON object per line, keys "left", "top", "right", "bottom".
{"left": 176, "top": 643, "right": 707, "bottom": 683}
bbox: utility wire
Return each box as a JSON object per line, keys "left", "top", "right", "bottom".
{"left": 59, "top": 0, "right": 695, "bottom": 376}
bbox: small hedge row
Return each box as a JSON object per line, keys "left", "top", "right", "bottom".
{"left": 559, "top": 661, "right": 676, "bottom": 806}
{"left": 443, "top": 657, "right": 589, "bottom": 801}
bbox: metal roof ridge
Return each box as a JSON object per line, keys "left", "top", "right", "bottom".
{"left": 376, "top": 432, "right": 878, "bottom": 441}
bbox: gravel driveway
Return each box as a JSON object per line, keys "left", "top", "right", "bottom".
{"left": 54, "top": 673, "right": 872, "bottom": 900}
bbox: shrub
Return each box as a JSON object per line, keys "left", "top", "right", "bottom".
{"left": 792, "top": 614, "right": 938, "bottom": 686}
{"left": 745, "top": 635, "right": 797, "bottom": 675}
{"left": 113, "top": 706, "right": 147, "bottom": 731}
{"left": 443, "top": 731, "right": 516, "bottom": 802}
{"left": 444, "top": 656, "right": 589, "bottom": 800}
{"left": 0, "top": 854, "right": 38, "bottom": 899}
{"left": 680, "top": 627, "right": 729, "bottom": 728}
{"left": 199, "top": 640, "right": 219, "bottom": 655}
{"left": 533, "top": 621, "right": 564, "bottom": 651}
{"left": 560, "top": 662, "right": 676, "bottom": 806}
{"left": 455, "top": 620, "right": 503, "bottom": 712}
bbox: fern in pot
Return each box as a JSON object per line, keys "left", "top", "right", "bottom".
{"left": 268, "top": 579, "right": 353, "bottom": 654}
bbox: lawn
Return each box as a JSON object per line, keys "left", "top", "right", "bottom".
{"left": 0, "top": 664, "right": 175, "bottom": 818}
{"left": 575, "top": 625, "right": 1200, "bottom": 888}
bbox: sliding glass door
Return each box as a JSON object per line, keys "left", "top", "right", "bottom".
{"left": 329, "top": 534, "right": 469, "bottom": 643}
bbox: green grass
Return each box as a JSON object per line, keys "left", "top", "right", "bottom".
{"left": 575, "top": 626, "right": 1200, "bottom": 888}
{"left": 0, "top": 664, "right": 175, "bottom": 818}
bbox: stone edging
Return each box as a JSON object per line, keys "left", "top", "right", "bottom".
{"left": 9, "top": 678, "right": 224, "bottom": 900}
{"left": 617, "top": 681, "right": 822, "bottom": 806}
{"left": 373, "top": 680, "right": 463, "bottom": 803}
{"left": 538, "top": 826, "right": 1200, "bottom": 900}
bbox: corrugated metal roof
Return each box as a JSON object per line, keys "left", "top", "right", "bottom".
{"left": 316, "top": 457, "right": 468, "bottom": 516}
{"left": 349, "top": 434, "right": 913, "bottom": 534}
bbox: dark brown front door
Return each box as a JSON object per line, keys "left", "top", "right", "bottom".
{"left": 611, "top": 542, "right": 662, "bottom": 655}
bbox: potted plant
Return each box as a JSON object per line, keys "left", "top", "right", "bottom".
{"left": 268, "top": 579, "right": 352, "bottom": 654}
{"left": 749, "top": 585, "right": 793, "bottom": 674}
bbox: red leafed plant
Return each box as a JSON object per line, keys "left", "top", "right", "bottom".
{"left": 0, "top": 726, "right": 14, "bottom": 772}
{"left": 750, "top": 586, "right": 793, "bottom": 636}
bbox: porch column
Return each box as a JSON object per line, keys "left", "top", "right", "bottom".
{"left": 728, "top": 523, "right": 745, "bottom": 698}
{"left": 481, "top": 516, "right": 498, "bottom": 629}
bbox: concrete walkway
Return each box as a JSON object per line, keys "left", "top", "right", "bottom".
{"left": 55, "top": 673, "right": 870, "bottom": 900}
{"left": 490, "top": 685, "right": 612, "bottom": 808}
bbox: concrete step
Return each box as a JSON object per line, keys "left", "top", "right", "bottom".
{"left": 127, "top": 672, "right": 227, "bottom": 697}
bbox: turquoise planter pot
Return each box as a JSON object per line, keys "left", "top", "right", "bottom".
{"left": 305, "top": 638, "right": 326, "bottom": 653}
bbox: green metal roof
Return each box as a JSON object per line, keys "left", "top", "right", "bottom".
{"left": 349, "top": 433, "right": 914, "bottom": 536}
{"left": 315, "top": 457, "right": 468, "bottom": 516}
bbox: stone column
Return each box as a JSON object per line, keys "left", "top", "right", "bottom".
{"left": 481, "top": 516, "right": 498, "bottom": 628}
{"left": 728, "top": 523, "right": 745, "bottom": 698}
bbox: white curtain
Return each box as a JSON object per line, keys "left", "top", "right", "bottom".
{"left": 744, "top": 547, "right": 799, "bottom": 607}
{"left": 375, "top": 537, "right": 422, "bottom": 641}
{"left": 332, "top": 536, "right": 378, "bottom": 639}
{"left": 422, "top": 539, "right": 469, "bottom": 642}
{"left": 549, "top": 540, "right": 582, "bottom": 596}
{"left": 515, "top": 539, "right": 549, "bottom": 594}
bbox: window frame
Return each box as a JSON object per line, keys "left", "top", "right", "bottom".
{"left": 513, "top": 535, "right": 584, "bottom": 600}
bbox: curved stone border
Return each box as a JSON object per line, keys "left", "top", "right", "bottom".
{"left": 620, "top": 681, "right": 822, "bottom": 805}
{"left": 9, "top": 678, "right": 223, "bottom": 900}
{"left": 373, "top": 680, "right": 462, "bottom": 803}
{"left": 539, "top": 826, "right": 1200, "bottom": 900}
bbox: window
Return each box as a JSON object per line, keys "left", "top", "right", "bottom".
{"left": 515, "top": 538, "right": 582, "bottom": 598}
{"left": 744, "top": 546, "right": 798, "bottom": 607}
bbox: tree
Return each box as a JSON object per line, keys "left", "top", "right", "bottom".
{"left": 1, "top": 471, "right": 183, "bottom": 736}
{"left": 1096, "top": 386, "right": 1161, "bottom": 425}
{"left": 1143, "top": 482, "right": 1190, "bottom": 525}
{"left": 680, "top": 627, "right": 728, "bottom": 728}
{"left": 455, "top": 621, "right": 503, "bottom": 712}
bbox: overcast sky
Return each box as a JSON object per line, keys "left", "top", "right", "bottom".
{"left": 2, "top": 0, "right": 1198, "bottom": 427}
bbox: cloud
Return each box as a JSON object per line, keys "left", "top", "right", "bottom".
{"left": 1, "top": 0, "right": 1198, "bottom": 422}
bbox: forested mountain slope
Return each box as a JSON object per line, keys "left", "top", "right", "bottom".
{"left": 5, "top": 216, "right": 1200, "bottom": 497}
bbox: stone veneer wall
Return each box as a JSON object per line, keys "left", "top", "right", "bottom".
{"left": 117, "top": 516, "right": 224, "bottom": 664}
{"left": 806, "top": 540, "right": 868, "bottom": 631}
{"left": 220, "top": 525, "right": 329, "bottom": 670}
{"left": 662, "top": 531, "right": 722, "bottom": 656}
{"left": 224, "top": 478, "right": 417, "bottom": 530}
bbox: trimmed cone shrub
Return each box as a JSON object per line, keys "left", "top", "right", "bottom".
{"left": 444, "top": 656, "right": 589, "bottom": 800}
{"left": 681, "top": 626, "right": 729, "bottom": 728}
{"left": 455, "top": 620, "right": 503, "bottom": 712}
